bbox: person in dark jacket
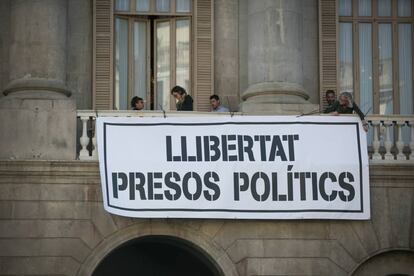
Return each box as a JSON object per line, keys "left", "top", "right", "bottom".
{"left": 171, "top": 85, "right": 193, "bottom": 111}
{"left": 330, "top": 91, "right": 368, "bottom": 132}
{"left": 130, "top": 96, "right": 144, "bottom": 110}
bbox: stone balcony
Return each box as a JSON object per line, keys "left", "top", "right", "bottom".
{"left": 77, "top": 110, "right": 414, "bottom": 163}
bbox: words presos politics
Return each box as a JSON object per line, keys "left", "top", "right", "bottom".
{"left": 111, "top": 133, "right": 357, "bottom": 204}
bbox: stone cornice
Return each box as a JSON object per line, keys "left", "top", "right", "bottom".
{"left": 369, "top": 163, "right": 414, "bottom": 186}
{"left": 0, "top": 160, "right": 413, "bottom": 187}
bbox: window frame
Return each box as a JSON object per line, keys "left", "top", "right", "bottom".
{"left": 338, "top": 0, "right": 414, "bottom": 114}
{"left": 113, "top": 0, "right": 193, "bottom": 110}
{"left": 114, "top": 16, "right": 151, "bottom": 110}
{"left": 93, "top": 0, "right": 213, "bottom": 111}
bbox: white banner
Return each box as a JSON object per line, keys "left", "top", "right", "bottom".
{"left": 97, "top": 116, "right": 370, "bottom": 220}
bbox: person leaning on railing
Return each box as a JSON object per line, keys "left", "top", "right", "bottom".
{"left": 329, "top": 91, "right": 369, "bottom": 132}
{"left": 171, "top": 85, "right": 193, "bottom": 111}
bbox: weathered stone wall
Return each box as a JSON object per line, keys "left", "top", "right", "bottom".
{"left": 0, "top": 0, "right": 92, "bottom": 107}
{"left": 0, "top": 161, "right": 413, "bottom": 275}
{"left": 215, "top": 0, "right": 319, "bottom": 111}
{"left": 302, "top": 0, "right": 319, "bottom": 104}
{"left": 0, "top": 0, "right": 93, "bottom": 160}
{"left": 238, "top": 0, "right": 318, "bottom": 113}
{"left": 67, "top": 0, "right": 92, "bottom": 110}
{"left": 214, "top": 0, "right": 240, "bottom": 111}
{"left": 0, "top": 0, "right": 10, "bottom": 99}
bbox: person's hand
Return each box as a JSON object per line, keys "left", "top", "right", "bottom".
{"left": 330, "top": 111, "right": 339, "bottom": 116}
{"left": 362, "top": 120, "right": 369, "bottom": 132}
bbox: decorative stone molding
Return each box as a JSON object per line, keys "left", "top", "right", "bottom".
{"left": 76, "top": 221, "right": 239, "bottom": 276}
{"left": 3, "top": 78, "right": 71, "bottom": 97}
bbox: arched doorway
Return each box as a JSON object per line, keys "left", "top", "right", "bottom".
{"left": 92, "top": 235, "right": 223, "bottom": 276}
{"left": 352, "top": 250, "right": 414, "bottom": 276}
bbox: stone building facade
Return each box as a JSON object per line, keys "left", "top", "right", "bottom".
{"left": 0, "top": 0, "right": 413, "bottom": 275}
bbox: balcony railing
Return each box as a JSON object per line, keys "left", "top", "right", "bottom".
{"left": 77, "top": 110, "right": 414, "bottom": 163}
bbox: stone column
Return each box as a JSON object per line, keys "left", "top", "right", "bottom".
{"left": 0, "top": 0, "right": 76, "bottom": 160}
{"left": 214, "top": 0, "right": 239, "bottom": 111}
{"left": 240, "top": 0, "right": 318, "bottom": 114}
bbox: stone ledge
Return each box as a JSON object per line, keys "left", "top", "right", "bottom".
{"left": 369, "top": 164, "right": 414, "bottom": 184}
{"left": 0, "top": 160, "right": 99, "bottom": 172}
{"left": 0, "top": 160, "right": 413, "bottom": 187}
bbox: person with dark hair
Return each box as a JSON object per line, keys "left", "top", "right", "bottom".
{"left": 131, "top": 96, "right": 144, "bottom": 110}
{"left": 171, "top": 85, "right": 193, "bottom": 111}
{"left": 210, "top": 95, "right": 229, "bottom": 112}
{"left": 330, "top": 91, "right": 368, "bottom": 132}
{"left": 323, "top": 90, "right": 337, "bottom": 113}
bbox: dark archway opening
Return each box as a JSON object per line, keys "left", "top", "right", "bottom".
{"left": 92, "top": 235, "right": 222, "bottom": 276}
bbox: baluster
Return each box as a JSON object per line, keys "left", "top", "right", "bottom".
{"left": 395, "top": 120, "right": 406, "bottom": 160}
{"left": 91, "top": 117, "right": 98, "bottom": 159}
{"left": 410, "top": 121, "right": 414, "bottom": 161}
{"left": 383, "top": 120, "right": 394, "bottom": 161}
{"left": 371, "top": 121, "right": 382, "bottom": 160}
{"left": 79, "top": 116, "right": 90, "bottom": 159}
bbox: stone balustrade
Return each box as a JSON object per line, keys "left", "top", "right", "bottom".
{"left": 76, "top": 110, "right": 239, "bottom": 160}
{"left": 366, "top": 115, "right": 414, "bottom": 163}
{"left": 77, "top": 111, "right": 414, "bottom": 163}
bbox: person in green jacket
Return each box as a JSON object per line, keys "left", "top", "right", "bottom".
{"left": 329, "top": 91, "right": 368, "bottom": 132}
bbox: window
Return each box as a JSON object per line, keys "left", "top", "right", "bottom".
{"left": 94, "top": 0, "right": 212, "bottom": 111}
{"left": 114, "top": 0, "right": 191, "bottom": 110}
{"left": 338, "top": 0, "right": 413, "bottom": 115}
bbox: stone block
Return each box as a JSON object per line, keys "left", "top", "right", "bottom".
{"left": 180, "top": 219, "right": 204, "bottom": 232}
{"left": 91, "top": 204, "right": 118, "bottom": 238}
{"left": 199, "top": 220, "right": 226, "bottom": 238}
{"left": 389, "top": 188, "right": 413, "bottom": 248}
{"left": 214, "top": 250, "right": 240, "bottom": 276}
{"left": 0, "top": 201, "right": 93, "bottom": 220}
{"left": 351, "top": 220, "right": 381, "bottom": 256}
{"left": 0, "top": 256, "right": 79, "bottom": 276}
{"left": 0, "top": 220, "right": 102, "bottom": 248}
{"left": 0, "top": 183, "right": 100, "bottom": 201}
{"left": 226, "top": 239, "right": 356, "bottom": 272}
{"left": 112, "top": 215, "right": 146, "bottom": 230}
{"left": 329, "top": 222, "right": 368, "bottom": 263}
{"left": 240, "top": 257, "right": 347, "bottom": 276}
{"left": 0, "top": 94, "right": 76, "bottom": 160}
{"left": 370, "top": 187, "right": 392, "bottom": 249}
{"left": 213, "top": 221, "right": 329, "bottom": 249}
{"left": 0, "top": 238, "right": 91, "bottom": 262}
